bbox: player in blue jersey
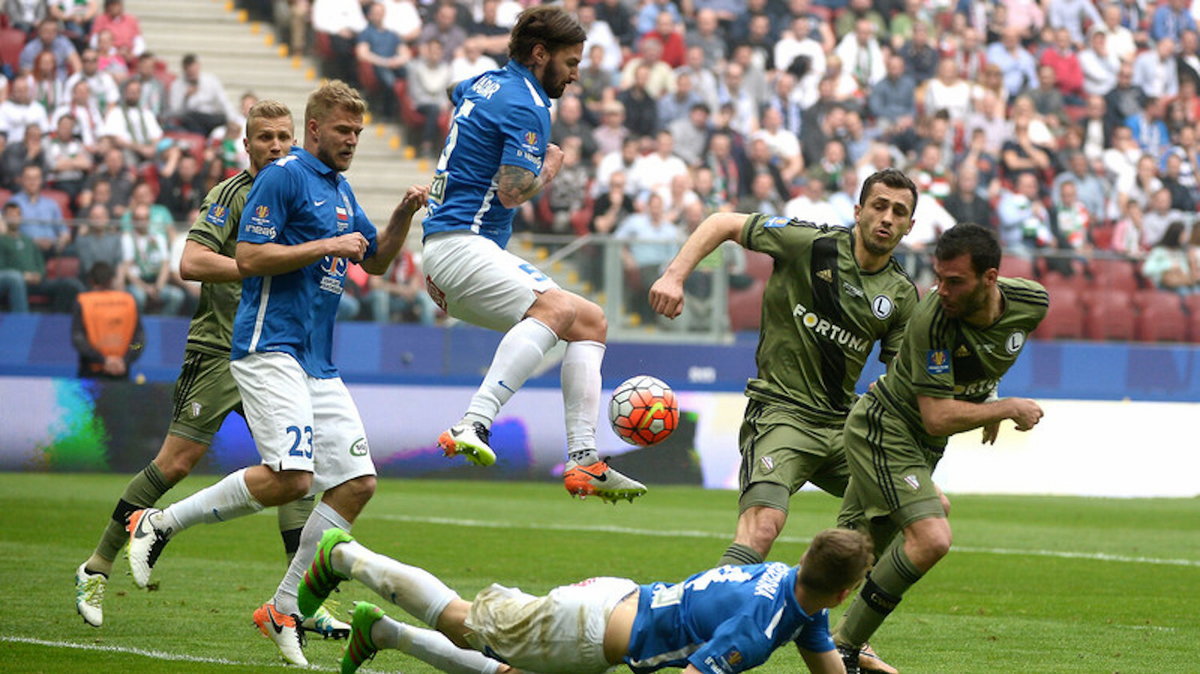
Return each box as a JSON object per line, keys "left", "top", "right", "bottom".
{"left": 298, "top": 526, "right": 871, "bottom": 673}
{"left": 125, "top": 81, "right": 430, "bottom": 667}
{"left": 421, "top": 5, "right": 646, "bottom": 503}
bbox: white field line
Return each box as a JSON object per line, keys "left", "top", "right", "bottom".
{"left": 372, "top": 513, "right": 1200, "bottom": 568}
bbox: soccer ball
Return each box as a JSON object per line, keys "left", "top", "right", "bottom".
{"left": 608, "top": 375, "right": 679, "bottom": 446}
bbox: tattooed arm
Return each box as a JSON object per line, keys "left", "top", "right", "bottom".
{"left": 496, "top": 143, "right": 565, "bottom": 209}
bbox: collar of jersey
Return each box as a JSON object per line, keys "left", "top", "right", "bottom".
{"left": 289, "top": 146, "right": 338, "bottom": 179}
{"left": 505, "top": 60, "right": 550, "bottom": 107}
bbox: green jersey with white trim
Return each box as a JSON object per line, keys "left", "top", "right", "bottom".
{"left": 183, "top": 170, "right": 254, "bottom": 356}
{"left": 740, "top": 214, "right": 920, "bottom": 425}
{"left": 872, "top": 276, "right": 1049, "bottom": 449}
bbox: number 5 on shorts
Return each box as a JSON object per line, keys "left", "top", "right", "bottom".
{"left": 287, "top": 425, "right": 314, "bottom": 459}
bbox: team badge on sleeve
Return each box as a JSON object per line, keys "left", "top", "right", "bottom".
{"left": 926, "top": 350, "right": 951, "bottom": 375}
{"left": 205, "top": 203, "right": 228, "bottom": 226}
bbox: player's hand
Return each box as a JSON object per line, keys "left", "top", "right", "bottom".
{"left": 399, "top": 184, "right": 429, "bottom": 214}
{"left": 328, "top": 232, "right": 370, "bottom": 262}
{"left": 103, "top": 355, "right": 126, "bottom": 377}
{"left": 540, "top": 143, "right": 564, "bottom": 184}
{"left": 981, "top": 421, "right": 1000, "bottom": 444}
{"left": 1007, "top": 398, "right": 1043, "bottom": 432}
{"left": 648, "top": 275, "right": 685, "bottom": 319}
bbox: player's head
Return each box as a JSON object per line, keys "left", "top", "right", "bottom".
{"left": 853, "top": 168, "right": 917, "bottom": 258}
{"left": 508, "top": 5, "right": 586, "bottom": 98}
{"left": 797, "top": 529, "right": 873, "bottom": 605}
{"left": 304, "top": 80, "right": 366, "bottom": 173}
{"left": 932, "top": 222, "right": 1002, "bottom": 319}
{"left": 244, "top": 99, "right": 295, "bottom": 175}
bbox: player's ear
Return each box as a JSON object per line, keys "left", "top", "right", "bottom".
{"left": 982, "top": 267, "right": 999, "bottom": 286}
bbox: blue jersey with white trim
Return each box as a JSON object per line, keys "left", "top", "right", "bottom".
{"left": 421, "top": 60, "right": 551, "bottom": 249}
{"left": 625, "top": 563, "right": 834, "bottom": 674}
{"left": 230, "top": 146, "right": 377, "bottom": 378}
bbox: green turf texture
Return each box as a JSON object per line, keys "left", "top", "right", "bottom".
{"left": 3, "top": 472, "right": 1197, "bottom": 673}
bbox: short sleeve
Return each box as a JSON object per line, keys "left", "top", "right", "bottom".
{"left": 239, "top": 161, "right": 294, "bottom": 244}
{"left": 741, "top": 213, "right": 819, "bottom": 261}
{"left": 188, "top": 183, "right": 237, "bottom": 253}
{"left": 792, "top": 610, "right": 835, "bottom": 653}
{"left": 498, "top": 101, "right": 550, "bottom": 174}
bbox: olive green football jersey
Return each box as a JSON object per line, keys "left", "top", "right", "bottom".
{"left": 740, "top": 213, "right": 920, "bottom": 425}
{"left": 183, "top": 170, "right": 254, "bottom": 356}
{"left": 872, "top": 276, "right": 1049, "bottom": 448}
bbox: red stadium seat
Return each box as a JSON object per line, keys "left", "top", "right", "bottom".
{"left": 41, "top": 188, "right": 74, "bottom": 219}
{"left": 998, "top": 255, "right": 1035, "bottom": 279}
{"left": 1136, "top": 302, "right": 1188, "bottom": 342}
{"left": 1082, "top": 289, "right": 1135, "bottom": 341}
{"left": 1088, "top": 258, "right": 1142, "bottom": 293}
{"left": 1132, "top": 289, "right": 1184, "bottom": 314}
{"left": 0, "top": 187, "right": 11, "bottom": 205}
{"left": 28, "top": 255, "right": 82, "bottom": 308}
{"left": 356, "top": 58, "right": 380, "bottom": 94}
{"left": 1033, "top": 288, "right": 1084, "bottom": 340}
{"left": 1187, "top": 309, "right": 1200, "bottom": 343}
{"left": 743, "top": 250, "right": 773, "bottom": 283}
{"left": 1182, "top": 292, "right": 1200, "bottom": 317}
{"left": 728, "top": 279, "right": 764, "bottom": 332}
{"left": 163, "top": 130, "right": 209, "bottom": 160}
{"left": 1040, "top": 270, "right": 1089, "bottom": 296}
{"left": 0, "top": 28, "right": 27, "bottom": 73}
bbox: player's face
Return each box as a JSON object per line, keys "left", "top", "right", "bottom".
{"left": 244, "top": 115, "right": 295, "bottom": 174}
{"left": 541, "top": 43, "right": 583, "bottom": 98}
{"left": 933, "top": 253, "right": 991, "bottom": 319}
{"left": 311, "top": 105, "right": 363, "bottom": 172}
{"left": 853, "top": 182, "right": 914, "bottom": 257}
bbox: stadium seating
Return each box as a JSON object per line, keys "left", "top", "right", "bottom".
{"left": 1033, "top": 288, "right": 1084, "bottom": 340}
{"left": 27, "top": 255, "right": 81, "bottom": 308}
{"left": 743, "top": 250, "right": 773, "bottom": 283}
{"left": 728, "top": 278, "right": 764, "bottom": 332}
{"left": 0, "top": 27, "right": 26, "bottom": 74}
{"left": 0, "top": 188, "right": 11, "bottom": 205}
{"left": 1082, "top": 288, "right": 1135, "bottom": 341}
{"left": 1088, "top": 258, "right": 1142, "bottom": 293}
{"left": 998, "top": 255, "right": 1035, "bottom": 279}
{"left": 1136, "top": 302, "right": 1188, "bottom": 342}
{"left": 1040, "top": 269, "right": 1089, "bottom": 296}
{"left": 42, "top": 188, "right": 74, "bottom": 219}
{"left": 1131, "top": 289, "right": 1184, "bottom": 314}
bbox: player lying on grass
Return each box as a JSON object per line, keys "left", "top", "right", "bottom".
{"left": 298, "top": 527, "right": 872, "bottom": 673}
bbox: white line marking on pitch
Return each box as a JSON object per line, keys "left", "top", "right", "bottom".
{"left": 0, "top": 636, "right": 338, "bottom": 670}
{"left": 372, "top": 514, "right": 1200, "bottom": 568}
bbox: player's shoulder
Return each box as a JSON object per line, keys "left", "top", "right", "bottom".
{"left": 747, "top": 213, "right": 846, "bottom": 234}
{"left": 998, "top": 276, "right": 1049, "bottom": 308}
{"left": 204, "top": 169, "right": 253, "bottom": 206}
{"left": 880, "top": 255, "right": 920, "bottom": 295}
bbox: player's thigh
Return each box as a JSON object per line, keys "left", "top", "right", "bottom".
{"left": 842, "top": 395, "right": 941, "bottom": 522}
{"left": 464, "top": 579, "right": 636, "bottom": 674}
{"left": 738, "top": 400, "right": 844, "bottom": 498}
{"left": 167, "top": 349, "right": 243, "bottom": 446}
{"left": 308, "top": 375, "right": 376, "bottom": 494}
{"left": 423, "top": 232, "right": 559, "bottom": 332}
{"left": 230, "top": 352, "right": 317, "bottom": 473}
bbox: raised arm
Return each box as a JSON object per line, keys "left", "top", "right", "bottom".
{"left": 360, "top": 184, "right": 429, "bottom": 275}
{"left": 496, "top": 144, "right": 564, "bottom": 209}
{"left": 917, "top": 395, "right": 1043, "bottom": 437}
{"left": 649, "top": 211, "right": 748, "bottom": 319}
{"left": 236, "top": 234, "right": 368, "bottom": 277}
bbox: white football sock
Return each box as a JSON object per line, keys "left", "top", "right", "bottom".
{"left": 562, "top": 340, "right": 605, "bottom": 461}
{"left": 372, "top": 617, "right": 501, "bottom": 674}
{"left": 465, "top": 317, "right": 559, "bottom": 426}
{"left": 273, "top": 501, "right": 350, "bottom": 616}
{"left": 156, "top": 468, "right": 263, "bottom": 536}
{"left": 334, "top": 540, "right": 458, "bottom": 626}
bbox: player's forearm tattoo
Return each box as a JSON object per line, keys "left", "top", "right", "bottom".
{"left": 497, "top": 164, "right": 542, "bottom": 205}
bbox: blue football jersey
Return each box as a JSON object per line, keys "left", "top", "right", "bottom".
{"left": 625, "top": 563, "right": 835, "bottom": 674}
{"left": 231, "top": 147, "right": 377, "bottom": 378}
{"left": 421, "top": 60, "right": 552, "bottom": 250}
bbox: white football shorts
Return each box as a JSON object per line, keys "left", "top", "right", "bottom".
{"left": 422, "top": 231, "right": 560, "bottom": 332}
{"left": 230, "top": 351, "right": 375, "bottom": 494}
{"left": 464, "top": 577, "right": 638, "bottom": 674}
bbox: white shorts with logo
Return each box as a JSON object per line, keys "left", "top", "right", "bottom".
{"left": 423, "top": 231, "right": 559, "bottom": 332}
{"left": 230, "top": 351, "right": 375, "bottom": 495}
{"left": 464, "top": 577, "right": 638, "bottom": 674}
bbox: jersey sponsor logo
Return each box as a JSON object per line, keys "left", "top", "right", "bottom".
{"left": 1005, "top": 330, "right": 1026, "bottom": 354}
{"left": 471, "top": 75, "right": 500, "bottom": 99}
{"left": 205, "top": 203, "right": 228, "bottom": 226}
{"left": 244, "top": 223, "right": 277, "bottom": 238}
{"left": 517, "top": 149, "right": 543, "bottom": 168}
{"left": 792, "top": 302, "right": 870, "bottom": 353}
{"left": 926, "top": 349, "right": 951, "bottom": 374}
{"left": 349, "top": 437, "right": 369, "bottom": 457}
{"left": 871, "top": 294, "right": 894, "bottom": 319}
{"left": 842, "top": 280, "right": 865, "bottom": 298}
{"left": 318, "top": 255, "right": 348, "bottom": 294}
{"left": 761, "top": 216, "right": 790, "bottom": 228}
{"left": 955, "top": 377, "right": 999, "bottom": 398}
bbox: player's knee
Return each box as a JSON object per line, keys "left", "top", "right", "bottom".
{"left": 275, "top": 471, "right": 313, "bottom": 503}
{"left": 341, "top": 474, "right": 377, "bottom": 507}
{"left": 919, "top": 527, "right": 953, "bottom": 561}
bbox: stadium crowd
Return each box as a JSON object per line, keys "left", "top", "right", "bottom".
{"left": 5, "top": 0, "right": 1200, "bottom": 338}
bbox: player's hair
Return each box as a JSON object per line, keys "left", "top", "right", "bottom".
{"left": 798, "top": 528, "right": 873, "bottom": 596}
{"left": 246, "top": 99, "right": 293, "bottom": 137}
{"left": 508, "top": 5, "right": 587, "bottom": 64}
{"left": 305, "top": 80, "right": 367, "bottom": 124}
{"left": 89, "top": 261, "right": 116, "bottom": 288}
{"left": 858, "top": 167, "right": 918, "bottom": 213}
{"left": 935, "top": 222, "right": 1002, "bottom": 275}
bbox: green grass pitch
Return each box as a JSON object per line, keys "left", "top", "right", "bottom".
{"left": 2, "top": 472, "right": 1197, "bottom": 673}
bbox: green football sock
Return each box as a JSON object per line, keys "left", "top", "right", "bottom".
{"left": 719, "top": 543, "right": 765, "bottom": 567}
{"left": 834, "top": 535, "right": 924, "bottom": 648}
{"left": 278, "top": 496, "right": 316, "bottom": 564}
{"left": 87, "top": 462, "right": 176, "bottom": 574}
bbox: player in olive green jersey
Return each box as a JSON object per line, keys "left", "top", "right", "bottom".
{"left": 73, "top": 101, "right": 348, "bottom": 635}
{"left": 832, "top": 223, "right": 1046, "bottom": 674}
{"left": 651, "top": 168, "right": 925, "bottom": 674}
